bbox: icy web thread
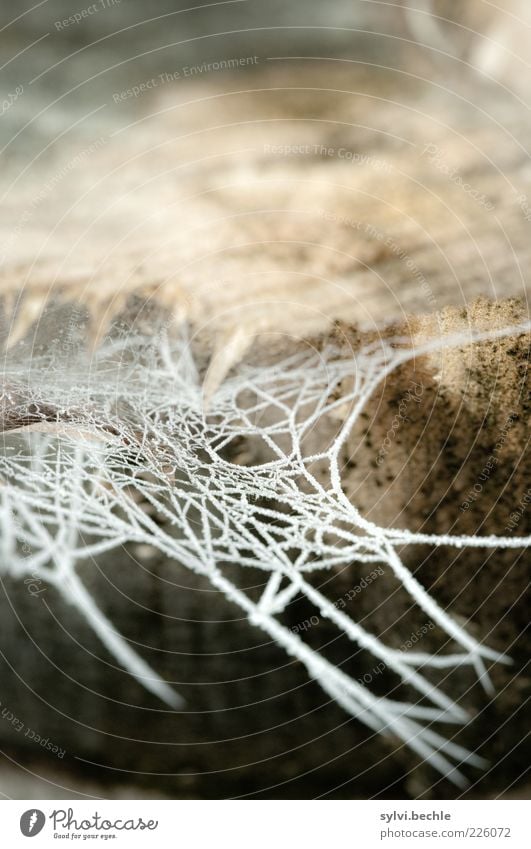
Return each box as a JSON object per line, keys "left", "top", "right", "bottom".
{"left": 0, "top": 319, "right": 529, "bottom": 785}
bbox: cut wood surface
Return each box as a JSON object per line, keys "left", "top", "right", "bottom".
{"left": 1, "top": 64, "right": 530, "bottom": 360}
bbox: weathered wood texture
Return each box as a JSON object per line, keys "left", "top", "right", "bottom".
{"left": 2, "top": 60, "right": 531, "bottom": 348}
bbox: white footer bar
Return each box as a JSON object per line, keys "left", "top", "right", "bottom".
{"left": 2, "top": 799, "right": 527, "bottom": 848}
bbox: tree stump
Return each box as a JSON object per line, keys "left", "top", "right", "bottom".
{"left": 0, "top": 4, "right": 530, "bottom": 799}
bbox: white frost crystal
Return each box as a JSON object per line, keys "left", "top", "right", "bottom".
{"left": 1, "top": 318, "right": 529, "bottom": 785}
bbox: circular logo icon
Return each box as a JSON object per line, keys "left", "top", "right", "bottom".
{"left": 20, "top": 810, "right": 46, "bottom": 837}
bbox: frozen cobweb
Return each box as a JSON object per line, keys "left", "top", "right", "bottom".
{"left": 0, "top": 316, "right": 530, "bottom": 786}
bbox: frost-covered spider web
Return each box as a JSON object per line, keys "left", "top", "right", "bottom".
{"left": 1, "top": 318, "right": 530, "bottom": 785}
